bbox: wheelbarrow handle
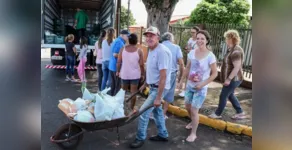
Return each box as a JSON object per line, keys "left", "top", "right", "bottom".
{"left": 125, "top": 90, "right": 141, "bottom": 103}
{"left": 124, "top": 103, "right": 164, "bottom": 124}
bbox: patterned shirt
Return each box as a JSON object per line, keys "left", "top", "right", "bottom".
{"left": 220, "top": 45, "right": 244, "bottom": 82}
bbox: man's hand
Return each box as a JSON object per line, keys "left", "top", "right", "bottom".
{"left": 154, "top": 98, "right": 161, "bottom": 107}
{"left": 140, "top": 75, "right": 145, "bottom": 82}
{"left": 223, "top": 78, "right": 231, "bottom": 86}
{"left": 139, "top": 83, "right": 147, "bottom": 93}
{"left": 116, "top": 72, "right": 120, "bottom": 77}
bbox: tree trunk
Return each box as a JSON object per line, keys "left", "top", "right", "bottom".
{"left": 142, "top": 0, "right": 178, "bottom": 35}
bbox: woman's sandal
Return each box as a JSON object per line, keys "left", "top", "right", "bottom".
{"left": 231, "top": 113, "right": 247, "bottom": 120}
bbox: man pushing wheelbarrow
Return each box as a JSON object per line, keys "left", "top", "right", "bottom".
{"left": 129, "top": 26, "right": 172, "bottom": 148}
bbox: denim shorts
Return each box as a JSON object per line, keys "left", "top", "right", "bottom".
{"left": 184, "top": 86, "right": 208, "bottom": 109}
{"left": 121, "top": 79, "right": 140, "bottom": 85}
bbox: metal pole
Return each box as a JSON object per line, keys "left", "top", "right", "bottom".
{"left": 127, "top": 0, "right": 130, "bottom": 30}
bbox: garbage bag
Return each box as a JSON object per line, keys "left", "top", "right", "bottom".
{"left": 58, "top": 99, "right": 73, "bottom": 115}
{"left": 74, "top": 110, "right": 95, "bottom": 122}
{"left": 72, "top": 98, "right": 87, "bottom": 112}
{"left": 82, "top": 88, "right": 95, "bottom": 100}
{"left": 115, "top": 89, "right": 125, "bottom": 104}
{"left": 101, "top": 87, "right": 111, "bottom": 95}
{"left": 61, "top": 98, "right": 74, "bottom": 105}
{"left": 67, "top": 113, "right": 77, "bottom": 119}
{"left": 87, "top": 102, "right": 95, "bottom": 115}
{"left": 112, "top": 103, "right": 125, "bottom": 120}
{"left": 111, "top": 89, "right": 126, "bottom": 119}
{"left": 94, "top": 93, "right": 115, "bottom": 121}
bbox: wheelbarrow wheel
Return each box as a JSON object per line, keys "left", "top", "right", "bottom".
{"left": 53, "top": 123, "right": 83, "bottom": 149}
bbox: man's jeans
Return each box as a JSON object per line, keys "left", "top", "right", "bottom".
{"left": 215, "top": 80, "right": 243, "bottom": 116}
{"left": 136, "top": 87, "right": 168, "bottom": 141}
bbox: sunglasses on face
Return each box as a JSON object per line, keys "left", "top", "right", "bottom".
{"left": 191, "top": 32, "right": 196, "bottom": 34}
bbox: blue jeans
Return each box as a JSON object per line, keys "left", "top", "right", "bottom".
{"left": 96, "top": 64, "right": 103, "bottom": 91}
{"left": 66, "top": 55, "right": 75, "bottom": 76}
{"left": 136, "top": 87, "right": 168, "bottom": 141}
{"left": 163, "top": 72, "right": 177, "bottom": 103}
{"left": 215, "top": 80, "right": 243, "bottom": 116}
{"left": 101, "top": 61, "right": 111, "bottom": 90}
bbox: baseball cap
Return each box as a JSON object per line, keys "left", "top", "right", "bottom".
{"left": 120, "top": 30, "right": 130, "bottom": 35}
{"left": 143, "top": 26, "right": 160, "bottom": 36}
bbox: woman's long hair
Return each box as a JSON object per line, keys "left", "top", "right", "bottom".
{"left": 80, "top": 36, "right": 88, "bottom": 49}
{"left": 106, "top": 28, "right": 116, "bottom": 45}
{"left": 98, "top": 30, "right": 106, "bottom": 49}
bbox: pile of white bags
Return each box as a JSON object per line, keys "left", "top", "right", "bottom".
{"left": 58, "top": 88, "right": 126, "bottom": 123}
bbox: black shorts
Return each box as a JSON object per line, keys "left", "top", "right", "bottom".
{"left": 121, "top": 79, "right": 140, "bottom": 85}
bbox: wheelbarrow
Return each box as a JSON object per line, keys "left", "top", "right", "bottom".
{"left": 50, "top": 89, "right": 152, "bottom": 149}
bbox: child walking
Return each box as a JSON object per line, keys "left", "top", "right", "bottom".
{"left": 77, "top": 37, "right": 88, "bottom": 83}
{"left": 65, "top": 34, "right": 77, "bottom": 81}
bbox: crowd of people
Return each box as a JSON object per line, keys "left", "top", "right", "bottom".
{"left": 64, "top": 25, "right": 247, "bottom": 148}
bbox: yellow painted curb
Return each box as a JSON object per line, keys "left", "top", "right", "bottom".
{"left": 226, "top": 122, "right": 249, "bottom": 134}
{"left": 167, "top": 104, "right": 189, "bottom": 117}
{"left": 199, "top": 115, "right": 226, "bottom": 131}
{"left": 242, "top": 126, "right": 252, "bottom": 136}
{"left": 164, "top": 102, "right": 252, "bottom": 137}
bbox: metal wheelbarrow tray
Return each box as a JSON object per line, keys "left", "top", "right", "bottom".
{"left": 50, "top": 90, "right": 151, "bottom": 149}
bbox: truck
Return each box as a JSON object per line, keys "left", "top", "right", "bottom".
{"left": 41, "top": 0, "right": 121, "bottom": 67}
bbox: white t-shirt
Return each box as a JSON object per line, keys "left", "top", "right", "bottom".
{"left": 186, "top": 49, "right": 216, "bottom": 90}
{"left": 101, "top": 39, "right": 112, "bottom": 61}
{"left": 146, "top": 44, "right": 172, "bottom": 90}
{"left": 187, "top": 38, "right": 197, "bottom": 50}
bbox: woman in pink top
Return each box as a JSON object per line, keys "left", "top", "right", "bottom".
{"left": 94, "top": 30, "right": 106, "bottom": 91}
{"left": 117, "top": 33, "right": 145, "bottom": 109}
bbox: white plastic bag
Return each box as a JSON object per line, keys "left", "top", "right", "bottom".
{"left": 87, "top": 102, "right": 95, "bottom": 115}
{"left": 112, "top": 104, "right": 125, "bottom": 119}
{"left": 101, "top": 87, "right": 111, "bottom": 95}
{"left": 115, "top": 89, "right": 125, "bottom": 104}
{"left": 111, "top": 89, "right": 126, "bottom": 119}
{"left": 82, "top": 88, "right": 95, "bottom": 100}
{"left": 94, "top": 93, "right": 115, "bottom": 121}
{"left": 74, "top": 110, "right": 95, "bottom": 122}
{"left": 72, "top": 98, "right": 87, "bottom": 111}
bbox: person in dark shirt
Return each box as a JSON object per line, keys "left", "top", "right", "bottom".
{"left": 65, "top": 34, "right": 77, "bottom": 81}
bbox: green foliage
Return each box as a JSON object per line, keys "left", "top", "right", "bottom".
{"left": 187, "top": 0, "right": 250, "bottom": 26}
{"left": 120, "top": 5, "right": 136, "bottom": 29}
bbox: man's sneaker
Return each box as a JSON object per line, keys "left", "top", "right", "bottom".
{"left": 208, "top": 113, "right": 222, "bottom": 119}
{"left": 149, "top": 135, "right": 168, "bottom": 142}
{"left": 129, "top": 139, "right": 144, "bottom": 148}
{"left": 178, "top": 91, "right": 185, "bottom": 97}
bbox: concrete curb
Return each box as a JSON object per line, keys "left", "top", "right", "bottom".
{"left": 163, "top": 101, "right": 252, "bottom": 137}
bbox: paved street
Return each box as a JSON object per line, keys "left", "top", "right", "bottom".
{"left": 41, "top": 58, "right": 252, "bottom": 150}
